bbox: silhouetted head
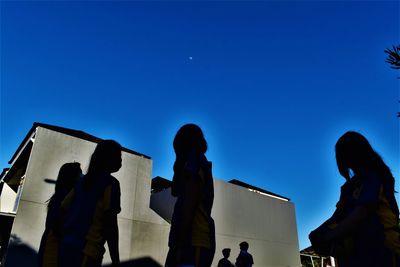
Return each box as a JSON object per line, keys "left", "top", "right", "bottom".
{"left": 222, "top": 248, "right": 231, "bottom": 258}
{"left": 335, "top": 131, "right": 388, "bottom": 180}
{"left": 88, "top": 140, "right": 122, "bottom": 175}
{"left": 55, "top": 162, "right": 82, "bottom": 193}
{"left": 173, "top": 124, "right": 207, "bottom": 159}
{"left": 239, "top": 241, "right": 249, "bottom": 251}
{"left": 48, "top": 162, "right": 82, "bottom": 209}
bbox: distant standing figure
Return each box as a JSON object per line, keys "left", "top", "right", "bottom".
{"left": 235, "top": 242, "right": 254, "bottom": 267}
{"left": 217, "top": 248, "right": 234, "bottom": 267}
{"left": 38, "top": 162, "right": 82, "bottom": 267}
{"left": 59, "top": 140, "right": 122, "bottom": 267}
{"left": 165, "top": 124, "right": 216, "bottom": 267}
{"left": 309, "top": 131, "right": 400, "bottom": 267}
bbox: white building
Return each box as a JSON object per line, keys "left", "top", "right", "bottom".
{"left": 0, "top": 123, "right": 301, "bottom": 267}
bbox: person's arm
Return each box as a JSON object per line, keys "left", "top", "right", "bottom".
{"left": 308, "top": 202, "right": 350, "bottom": 257}
{"left": 309, "top": 207, "right": 343, "bottom": 246}
{"left": 324, "top": 203, "right": 376, "bottom": 242}
{"left": 317, "top": 174, "right": 380, "bottom": 245}
{"left": 327, "top": 173, "right": 381, "bottom": 243}
{"left": 105, "top": 212, "right": 120, "bottom": 266}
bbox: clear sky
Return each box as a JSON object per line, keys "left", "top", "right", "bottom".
{"left": 1, "top": 1, "right": 399, "bottom": 250}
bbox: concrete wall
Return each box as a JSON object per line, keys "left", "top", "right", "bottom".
{"left": 5, "top": 126, "right": 301, "bottom": 267}
{"left": 0, "top": 184, "right": 17, "bottom": 214}
{"left": 151, "top": 180, "right": 301, "bottom": 267}
{"left": 6, "top": 126, "right": 170, "bottom": 265}
{"left": 214, "top": 180, "right": 301, "bottom": 267}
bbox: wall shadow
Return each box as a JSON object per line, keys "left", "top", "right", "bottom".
{"left": 4, "top": 235, "right": 162, "bottom": 267}
{"left": 103, "top": 257, "right": 162, "bottom": 267}
{"left": 3, "top": 235, "right": 162, "bottom": 267}
{"left": 4, "top": 235, "right": 38, "bottom": 267}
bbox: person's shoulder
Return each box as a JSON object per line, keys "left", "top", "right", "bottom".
{"left": 217, "top": 258, "right": 226, "bottom": 267}
{"left": 104, "top": 174, "right": 120, "bottom": 187}
{"left": 109, "top": 175, "right": 120, "bottom": 184}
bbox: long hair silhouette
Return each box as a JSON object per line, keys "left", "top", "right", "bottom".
{"left": 47, "top": 162, "right": 82, "bottom": 209}
{"left": 172, "top": 123, "right": 207, "bottom": 197}
{"left": 335, "top": 131, "right": 395, "bottom": 194}
{"left": 173, "top": 123, "right": 208, "bottom": 159}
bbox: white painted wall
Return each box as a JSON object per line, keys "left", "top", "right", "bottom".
{"left": 151, "top": 179, "right": 301, "bottom": 267}
{"left": 7, "top": 126, "right": 169, "bottom": 265}
{"left": 0, "top": 183, "right": 17, "bottom": 214}
{"left": 5, "top": 126, "right": 301, "bottom": 267}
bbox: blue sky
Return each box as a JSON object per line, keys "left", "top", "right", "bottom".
{"left": 1, "top": 1, "right": 399, "bottom": 250}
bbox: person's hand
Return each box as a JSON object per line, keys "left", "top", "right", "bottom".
{"left": 309, "top": 229, "right": 324, "bottom": 244}
{"left": 309, "top": 228, "right": 332, "bottom": 256}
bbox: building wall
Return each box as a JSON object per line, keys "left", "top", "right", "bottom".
{"left": 213, "top": 180, "right": 300, "bottom": 267}
{"left": 7, "top": 126, "right": 170, "bottom": 265}
{"left": 151, "top": 180, "right": 301, "bottom": 267}
{"left": 0, "top": 183, "right": 17, "bottom": 214}
{"left": 5, "top": 126, "right": 301, "bottom": 267}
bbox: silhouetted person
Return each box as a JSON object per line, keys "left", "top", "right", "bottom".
{"left": 309, "top": 131, "right": 400, "bottom": 267}
{"left": 165, "top": 124, "right": 215, "bottom": 267}
{"left": 38, "top": 162, "right": 82, "bottom": 267}
{"left": 217, "top": 248, "right": 234, "bottom": 267}
{"left": 59, "top": 140, "right": 122, "bottom": 267}
{"left": 235, "top": 242, "right": 253, "bottom": 267}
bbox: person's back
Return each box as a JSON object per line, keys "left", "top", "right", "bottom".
{"left": 330, "top": 172, "right": 400, "bottom": 266}
{"left": 235, "top": 242, "right": 254, "bottom": 267}
{"left": 58, "top": 140, "right": 122, "bottom": 267}
{"left": 309, "top": 131, "right": 400, "bottom": 267}
{"left": 38, "top": 162, "right": 82, "bottom": 267}
{"left": 235, "top": 251, "right": 253, "bottom": 267}
{"left": 60, "top": 173, "right": 121, "bottom": 264}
